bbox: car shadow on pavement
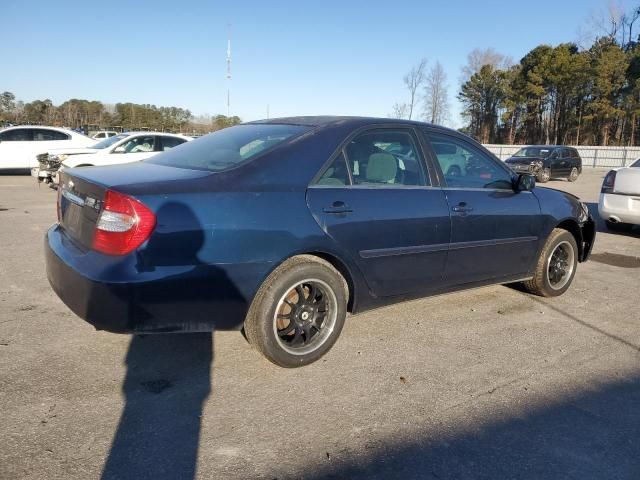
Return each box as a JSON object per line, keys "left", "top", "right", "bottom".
{"left": 299, "top": 373, "right": 640, "bottom": 479}
{"left": 585, "top": 202, "right": 640, "bottom": 237}
{"left": 101, "top": 332, "right": 213, "bottom": 480}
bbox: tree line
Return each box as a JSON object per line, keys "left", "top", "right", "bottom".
{"left": 0, "top": 92, "right": 241, "bottom": 134}
{"left": 395, "top": 2, "right": 640, "bottom": 146}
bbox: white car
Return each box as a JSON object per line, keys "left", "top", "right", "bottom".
{"left": 598, "top": 159, "right": 640, "bottom": 229}
{"left": 91, "top": 130, "right": 119, "bottom": 140}
{"left": 0, "top": 125, "right": 94, "bottom": 173}
{"left": 36, "top": 132, "right": 191, "bottom": 185}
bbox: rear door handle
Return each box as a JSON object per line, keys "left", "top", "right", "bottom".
{"left": 451, "top": 203, "right": 473, "bottom": 214}
{"left": 323, "top": 201, "right": 352, "bottom": 214}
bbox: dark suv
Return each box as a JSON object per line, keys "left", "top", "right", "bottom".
{"left": 505, "top": 146, "right": 582, "bottom": 183}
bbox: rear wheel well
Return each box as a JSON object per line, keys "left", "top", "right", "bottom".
{"left": 555, "top": 219, "right": 582, "bottom": 258}
{"left": 304, "top": 252, "right": 355, "bottom": 312}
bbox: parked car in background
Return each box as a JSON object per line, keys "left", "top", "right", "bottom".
{"left": 91, "top": 131, "right": 118, "bottom": 140}
{"left": 505, "top": 146, "right": 582, "bottom": 183}
{"left": 46, "top": 117, "right": 596, "bottom": 367}
{"left": 598, "top": 161, "right": 640, "bottom": 230}
{"left": 34, "top": 132, "right": 191, "bottom": 186}
{"left": 0, "top": 126, "right": 94, "bottom": 173}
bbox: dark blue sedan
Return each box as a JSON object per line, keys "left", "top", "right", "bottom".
{"left": 46, "top": 117, "right": 596, "bottom": 367}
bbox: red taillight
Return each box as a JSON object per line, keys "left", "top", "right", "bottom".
{"left": 601, "top": 170, "right": 617, "bottom": 193}
{"left": 93, "top": 190, "right": 156, "bottom": 256}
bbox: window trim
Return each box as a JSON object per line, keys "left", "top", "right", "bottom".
{"left": 310, "top": 124, "right": 435, "bottom": 188}
{"left": 421, "top": 129, "right": 516, "bottom": 191}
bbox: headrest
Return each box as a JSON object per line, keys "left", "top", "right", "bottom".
{"left": 366, "top": 153, "right": 397, "bottom": 183}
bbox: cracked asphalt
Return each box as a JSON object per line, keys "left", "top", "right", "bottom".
{"left": 1, "top": 169, "right": 639, "bottom": 479}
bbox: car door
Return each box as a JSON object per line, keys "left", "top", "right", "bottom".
{"left": 306, "top": 127, "right": 451, "bottom": 298}
{"left": 0, "top": 128, "right": 34, "bottom": 169}
{"left": 548, "top": 148, "right": 564, "bottom": 176}
{"left": 423, "top": 130, "right": 541, "bottom": 285}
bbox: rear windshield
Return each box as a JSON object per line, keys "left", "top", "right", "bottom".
{"left": 147, "top": 124, "right": 311, "bottom": 172}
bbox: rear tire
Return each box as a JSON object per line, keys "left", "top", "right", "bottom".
{"left": 244, "top": 255, "right": 348, "bottom": 368}
{"left": 521, "top": 228, "right": 578, "bottom": 297}
{"left": 536, "top": 167, "right": 551, "bottom": 183}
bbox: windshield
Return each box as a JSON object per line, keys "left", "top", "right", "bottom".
{"left": 92, "top": 133, "right": 128, "bottom": 149}
{"left": 513, "top": 147, "right": 554, "bottom": 158}
{"left": 631, "top": 158, "right": 640, "bottom": 167}
{"left": 148, "top": 124, "right": 311, "bottom": 172}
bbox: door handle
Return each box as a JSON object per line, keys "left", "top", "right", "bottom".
{"left": 323, "top": 201, "right": 352, "bottom": 214}
{"left": 451, "top": 203, "right": 473, "bottom": 214}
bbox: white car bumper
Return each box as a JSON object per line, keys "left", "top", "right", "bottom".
{"left": 599, "top": 192, "right": 640, "bottom": 225}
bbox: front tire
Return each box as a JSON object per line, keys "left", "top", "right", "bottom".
{"left": 244, "top": 255, "right": 348, "bottom": 367}
{"left": 568, "top": 167, "right": 579, "bottom": 182}
{"left": 521, "top": 228, "right": 578, "bottom": 297}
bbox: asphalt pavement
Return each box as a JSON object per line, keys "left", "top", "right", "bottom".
{"left": 0, "top": 169, "right": 639, "bottom": 479}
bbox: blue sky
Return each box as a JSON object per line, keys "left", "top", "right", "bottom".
{"left": 1, "top": 0, "right": 622, "bottom": 126}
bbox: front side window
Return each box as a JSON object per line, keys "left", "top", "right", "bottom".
{"left": 343, "top": 129, "right": 427, "bottom": 186}
{"left": 428, "top": 133, "right": 513, "bottom": 190}
{"left": 116, "top": 136, "right": 156, "bottom": 154}
{"left": 148, "top": 124, "right": 310, "bottom": 172}
{"left": 33, "top": 129, "right": 69, "bottom": 141}
{"left": 631, "top": 158, "right": 640, "bottom": 168}
{"left": 0, "top": 128, "right": 31, "bottom": 141}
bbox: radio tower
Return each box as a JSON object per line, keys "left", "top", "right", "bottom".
{"left": 226, "top": 24, "right": 232, "bottom": 117}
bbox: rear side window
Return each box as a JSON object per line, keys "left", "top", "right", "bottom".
{"left": 33, "top": 129, "right": 69, "bottom": 141}
{"left": 346, "top": 129, "right": 427, "bottom": 186}
{"left": 0, "top": 128, "right": 31, "bottom": 141}
{"left": 316, "top": 153, "right": 350, "bottom": 186}
{"left": 160, "top": 136, "right": 187, "bottom": 151}
{"left": 148, "top": 124, "right": 311, "bottom": 172}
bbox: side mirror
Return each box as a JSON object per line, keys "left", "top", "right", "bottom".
{"left": 515, "top": 174, "right": 535, "bottom": 192}
{"left": 112, "top": 146, "right": 126, "bottom": 154}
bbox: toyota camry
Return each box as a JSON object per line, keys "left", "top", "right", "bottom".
{"left": 46, "top": 117, "right": 596, "bottom": 367}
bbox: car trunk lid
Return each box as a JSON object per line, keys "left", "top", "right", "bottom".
{"left": 58, "top": 162, "right": 213, "bottom": 251}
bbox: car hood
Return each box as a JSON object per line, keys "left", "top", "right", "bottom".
{"left": 48, "top": 147, "right": 100, "bottom": 156}
{"left": 505, "top": 156, "right": 544, "bottom": 164}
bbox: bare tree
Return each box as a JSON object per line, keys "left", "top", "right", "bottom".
{"left": 389, "top": 102, "right": 410, "bottom": 119}
{"left": 579, "top": 0, "right": 631, "bottom": 46}
{"left": 403, "top": 58, "right": 428, "bottom": 120}
{"left": 423, "top": 62, "right": 450, "bottom": 125}
{"left": 460, "top": 48, "right": 512, "bottom": 84}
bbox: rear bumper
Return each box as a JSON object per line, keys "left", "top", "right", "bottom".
{"left": 45, "top": 225, "right": 266, "bottom": 333}
{"left": 598, "top": 193, "right": 640, "bottom": 225}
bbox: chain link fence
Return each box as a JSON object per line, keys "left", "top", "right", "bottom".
{"left": 484, "top": 144, "right": 640, "bottom": 168}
